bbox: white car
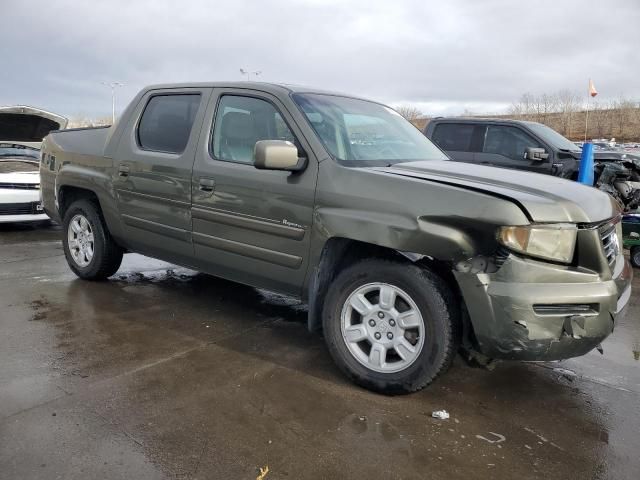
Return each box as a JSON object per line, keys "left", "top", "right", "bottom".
{"left": 0, "top": 106, "right": 67, "bottom": 223}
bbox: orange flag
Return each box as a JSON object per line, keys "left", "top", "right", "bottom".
{"left": 589, "top": 79, "right": 598, "bottom": 97}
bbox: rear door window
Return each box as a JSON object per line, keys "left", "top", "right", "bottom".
{"left": 431, "top": 123, "right": 474, "bottom": 152}
{"left": 137, "top": 94, "right": 201, "bottom": 154}
{"left": 483, "top": 125, "right": 542, "bottom": 160}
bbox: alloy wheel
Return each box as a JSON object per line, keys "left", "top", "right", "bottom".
{"left": 340, "top": 282, "right": 425, "bottom": 373}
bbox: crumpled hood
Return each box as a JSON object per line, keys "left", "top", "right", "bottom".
{"left": 377, "top": 160, "right": 618, "bottom": 224}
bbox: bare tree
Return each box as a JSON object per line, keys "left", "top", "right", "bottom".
{"left": 67, "top": 116, "right": 112, "bottom": 128}
{"left": 395, "top": 105, "right": 423, "bottom": 122}
{"left": 589, "top": 100, "right": 611, "bottom": 139}
{"left": 509, "top": 93, "right": 537, "bottom": 121}
{"left": 556, "top": 89, "right": 580, "bottom": 137}
{"left": 611, "top": 96, "right": 635, "bottom": 143}
{"left": 506, "top": 90, "right": 640, "bottom": 141}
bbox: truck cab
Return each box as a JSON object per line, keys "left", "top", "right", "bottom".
{"left": 424, "top": 118, "right": 580, "bottom": 176}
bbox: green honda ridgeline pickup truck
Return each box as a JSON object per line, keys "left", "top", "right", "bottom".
{"left": 40, "top": 83, "right": 632, "bottom": 394}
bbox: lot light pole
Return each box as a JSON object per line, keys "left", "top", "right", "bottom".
{"left": 102, "top": 81, "right": 124, "bottom": 124}
{"left": 239, "top": 68, "right": 262, "bottom": 81}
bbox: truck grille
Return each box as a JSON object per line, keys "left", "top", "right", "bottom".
{"left": 0, "top": 182, "right": 39, "bottom": 190}
{"left": 0, "top": 202, "right": 43, "bottom": 215}
{"left": 599, "top": 223, "right": 619, "bottom": 267}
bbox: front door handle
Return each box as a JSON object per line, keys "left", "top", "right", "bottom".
{"left": 198, "top": 178, "right": 215, "bottom": 192}
{"left": 118, "top": 164, "right": 130, "bottom": 177}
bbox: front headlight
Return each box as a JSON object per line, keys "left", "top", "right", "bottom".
{"left": 497, "top": 224, "right": 577, "bottom": 263}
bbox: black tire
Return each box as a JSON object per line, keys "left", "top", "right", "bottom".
{"left": 322, "top": 259, "right": 458, "bottom": 395}
{"left": 62, "top": 199, "right": 123, "bottom": 280}
{"left": 631, "top": 246, "right": 640, "bottom": 268}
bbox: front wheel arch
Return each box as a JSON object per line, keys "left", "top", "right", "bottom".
{"left": 306, "top": 238, "right": 467, "bottom": 337}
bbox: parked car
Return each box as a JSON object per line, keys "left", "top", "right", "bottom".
{"left": 40, "top": 83, "right": 632, "bottom": 394}
{"left": 0, "top": 106, "right": 67, "bottom": 223}
{"left": 424, "top": 118, "right": 640, "bottom": 211}
{"left": 622, "top": 214, "right": 640, "bottom": 268}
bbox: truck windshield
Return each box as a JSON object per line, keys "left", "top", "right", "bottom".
{"left": 292, "top": 93, "right": 448, "bottom": 166}
{"left": 525, "top": 123, "right": 581, "bottom": 152}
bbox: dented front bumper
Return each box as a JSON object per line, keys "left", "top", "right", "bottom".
{"left": 455, "top": 253, "right": 633, "bottom": 361}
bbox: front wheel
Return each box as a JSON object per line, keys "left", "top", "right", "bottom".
{"left": 322, "top": 259, "right": 458, "bottom": 394}
{"left": 631, "top": 246, "right": 640, "bottom": 268}
{"left": 62, "top": 199, "right": 123, "bottom": 280}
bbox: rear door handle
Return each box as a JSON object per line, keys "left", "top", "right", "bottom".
{"left": 118, "top": 164, "right": 130, "bottom": 177}
{"left": 198, "top": 178, "right": 215, "bottom": 192}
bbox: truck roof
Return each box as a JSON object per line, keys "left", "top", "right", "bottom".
{"left": 429, "top": 117, "right": 541, "bottom": 127}
{"left": 144, "top": 81, "right": 364, "bottom": 99}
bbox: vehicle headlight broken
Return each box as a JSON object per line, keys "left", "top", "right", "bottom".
{"left": 497, "top": 224, "right": 577, "bottom": 263}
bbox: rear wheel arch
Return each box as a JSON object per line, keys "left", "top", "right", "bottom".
{"left": 58, "top": 185, "right": 101, "bottom": 218}
{"left": 57, "top": 184, "right": 127, "bottom": 250}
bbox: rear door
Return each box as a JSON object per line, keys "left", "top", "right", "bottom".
{"left": 113, "top": 88, "right": 210, "bottom": 265}
{"left": 190, "top": 89, "right": 318, "bottom": 296}
{"left": 475, "top": 124, "right": 551, "bottom": 174}
{"left": 429, "top": 122, "right": 477, "bottom": 163}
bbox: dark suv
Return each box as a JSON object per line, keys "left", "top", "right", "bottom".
{"left": 424, "top": 118, "right": 640, "bottom": 211}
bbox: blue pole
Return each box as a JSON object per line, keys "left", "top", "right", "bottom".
{"left": 578, "top": 142, "right": 594, "bottom": 186}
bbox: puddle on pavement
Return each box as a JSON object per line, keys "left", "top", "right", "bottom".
{"left": 8, "top": 261, "right": 638, "bottom": 479}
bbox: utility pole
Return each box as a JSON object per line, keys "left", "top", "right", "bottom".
{"left": 101, "top": 81, "right": 124, "bottom": 124}
{"left": 239, "top": 68, "right": 262, "bottom": 81}
{"left": 584, "top": 79, "right": 598, "bottom": 143}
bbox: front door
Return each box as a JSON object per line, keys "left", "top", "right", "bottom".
{"left": 113, "top": 88, "right": 210, "bottom": 265}
{"left": 475, "top": 124, "right": 551, "bottom": 174}
{"left": 191, "top": 89, "right": 318, "bottom": 296}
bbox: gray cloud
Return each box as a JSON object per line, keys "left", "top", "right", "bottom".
{"left": 1, "top": 0, "right": 638, "bottom": 118}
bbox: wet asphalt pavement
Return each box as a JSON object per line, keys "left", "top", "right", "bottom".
{"left": 0, "top": 223, "right": 638, "bottom": 480}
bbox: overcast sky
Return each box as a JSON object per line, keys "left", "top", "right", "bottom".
{"left": 2, "top": 0, "right": 639, "bottom": 119}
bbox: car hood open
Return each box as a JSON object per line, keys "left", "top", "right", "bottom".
{"left": 0, "top": 106, "right": 68, "bottom": 148}
{"left": 377, "top": 160, "right": 619, "bottom": 224}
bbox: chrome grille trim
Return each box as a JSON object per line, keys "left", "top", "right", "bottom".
{"left": 599, "top": 223, "right": 618, "bottom": 267}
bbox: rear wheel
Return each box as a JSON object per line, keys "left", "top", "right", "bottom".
{"left": 322, "top": 259, "right": 458, "bottom": 394}
{"left": 631, "top": 246, "right": 640, "bottom": 268}
{"left": 62, "top": 199, "right": 123, "bottom": 280}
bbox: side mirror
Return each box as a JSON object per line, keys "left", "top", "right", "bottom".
{"left": 524, "top": 147, "right": 549, "bottom": 161}
{"left": 254, "top": 140, "right": 307, "bottom": 171}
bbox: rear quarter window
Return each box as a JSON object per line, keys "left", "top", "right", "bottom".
{"left": 431, "top": 123, "right": 474, "bottom": 152}
{"left": 137, "top": 94, "right": 201, "bottom": 154}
